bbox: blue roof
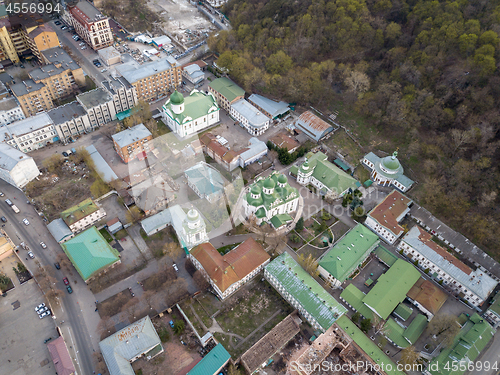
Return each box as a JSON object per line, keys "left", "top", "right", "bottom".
{"left": 47, "top": 218, "right": 73, "bottom": 243}
{"left": 187, "top": 343, "right": 231, "bottom": 375}
{"left": 248, "top": 94, "right": 289, "bottom": 119}
{"left": 239, "top": 137, "right": 268, "bottom": 162}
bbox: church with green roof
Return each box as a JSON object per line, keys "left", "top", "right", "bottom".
{"left": 362, "top": 150, "right": 414, "bottom": 192}
{"left": 291, "top": 151, "right": 358, "bottom": 198}
{"left": 162, "top": 89, "right": 220, "bottom": 137}
{"left": 244, "top": 172, "right": 299, "bottom": 225}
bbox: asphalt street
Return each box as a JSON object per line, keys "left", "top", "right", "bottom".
{"left": 0, "top": 180, "right": 95, "bottom": 375}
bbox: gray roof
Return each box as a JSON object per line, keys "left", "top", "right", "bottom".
{"left": 112, "top": 123, "right": 151, "bottom": 148}
{"left": 0, "top": 97, "right": 20, "bottom": 112}
{"left": 102, "top": 77, "right": 132, "bottom": 95}
{"left": 77, "top": 88, "right": 112, "bottom": 110}
{"left": 99, "top": 316, "right": 162, "bottom": 375}
{"left": 98, "top": 46, "right": 121, "bottom": 61}
{"left": 239, "top": 137, "right": 268, "bottom": 161}
{"left": 11, "top": 79, "right": 45, "bottom": 96}
{"left": 41, "top": 47, "right": 81, "bottom": 70}
{"left": 0, "top": 80, "right": 9, "bottom": 97}
{"left": 0, "top": 143, "right": 32, "bottom": 171}
{"left": 86, "top": 145, "right": 118, "bottom": 183}
{"left": 184, "top": 162, "right": 224, "bottom": 198}
{"left": 0, "top": 72, "right": 14, "bottom": 85}
{"left": 29, "top": 64, "right": 66, "bottom": 81}
{"left": 47, "top": 218, "right": 73, "bottom": 243}
{"left": 48, "top": 101, "right": 87, "bottom": 124}
{"left": 141, "top": 208, "right": 172, "bottom": 235}
{"left": 73, "top": 0, "right": 105, "bottom": 21}
{"left": 401, "top": 226, "right": 498, "bottom": 300}
{"left": 0, "top": 113, "right": 53, "bottom": 140}
{"left": 116, "top": 57, "right": 177, "bottom": 84}
{"left": 231, "top": 99, "right": 269, "bottom": 129}
{"left": 248, "top": 94, "right": 289, "bottom": 119}
{"left": 295, "top": 111, "right": 334, "bottom": 142}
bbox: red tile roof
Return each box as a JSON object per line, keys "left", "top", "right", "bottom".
{"left": 297, "top": 111, "right": 332, "bottom": 132}
{"left": 369, "top": 190, "right": 412, "bottom": 236}
{"left": 269, "top": 132, "right": 300, "bottom": 151}
{"left": 47, "top": 337, "right": 75, "bottom": 375}
{"left": 207, "top": 140, "right": 229, "bottom": 158}
{"left": 191, "top": 238, "right": 270, "bottom": 294}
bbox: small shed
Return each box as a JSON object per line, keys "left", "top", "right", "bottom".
{"left": 106, "top": 217, "right": 123, "bottom": 234}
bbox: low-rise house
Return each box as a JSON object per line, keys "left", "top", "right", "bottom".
{"left": 106, "top": 218, "right": 123, "bottom": 234}
{"left": 62, "top": 226, "right": 120, "bottom": 283}
{"left": 230, "top": 99, "right": 270, "bottom": 136}
{"left": 208, "top": 77, "right": 244, "bottom": 111}
{"left": 98, "top": 46, "right": 121, "bottom": 66}
{"left": 200, "top": 133, "right": 240, "bottom": 171}
{"left": 361, "top": 151, "right": 414, "bottom": 192}
{"left": 47, "top": 336, "right": 75, "bottom": 375}
{"left": 182, "top": 62, "right": 205, "bottom": 85}
{"left": 247, "top": 94, "right": 289, "bottom": 120}
{"left": 190, "top": 237, "right": 270, "bottom": 300}
{"left": 383, "top": 314, "right": 428, "bottom": 348}
{"left": 269, "top": 132, "right": 300, "bottom": 153}
{"left": 0, "top": 143, "right": 39, "bottom": 188}
{"left": 0, "top": 97, "right": 24, "bottom": 125}
{"left": 318, "top": 223, "right": 380, "bottom": 288}
{"left": 47, "top": 218, "right": 74, "bottom": 243}
{"left": 61, "top": 198, "right": 106, "bottom": 233}
{"left": 186, "top": 343, "right": 230, "bottom": 375}
{"left": 265, "top": 252, "right": 347, "bottom": 332}
{"left": 365, "top": 189, "right": 413, "bottom": 244}
{"left": 129, "top": 174, "right": 174, "bottom": 215}
{"left": 294, "top": 111, "right": 334, "bottom": 142}
{"left": 406, "top": 278, "right": 448, "bottom": 320}
{"left": 484, "top": 294, "right": 500, "bottom": 328}
{"left": 238, "top": 137, "right": 268, "bottom": 168}
{"left": 398, "top": 226, "right": 498, "bottom": 308}
{"left": 112, "top": 123, "right": 153, "bottom": 163}
{"left": 99, "top": 316, "right": 163, "bottom": 375}
{"left": 184, "top": 162, "right": 224, "bottom": 203}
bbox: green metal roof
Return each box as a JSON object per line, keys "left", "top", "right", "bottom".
{"left": 403, "top": 314, "right": 428, "bottom": 344}
{"left": 270, "top": 213, "right": 292, "bottom": 228}
{"left": 487, "top": 295, "right": 500, "bottom": 316}
{"left": 184, "top": 162, "right": 224, "bottom": 198}
{"left": 393, "top": 303, "right": 413, "bottom": 321}
{"left": 334, "top": 158, "right": 350, "bottom": 171}
{"left": 383, "top": 318, "right": 409, "bottom": 348}
{"left": 373, "top": 245, "right": 398, "bottom": 267}
{"left": 289, "top": 165, "right": 298, "bottom": 175}
{"left": 427, "top": 313, "right": 495, "bottom": 375}
{"left": 62, "top": 226, "right": 120, "bottom": 281}
{"left": 170, "top": 90, "right": 184, "bottom": 105}
{"left": 265, "top": 253, "right": 346, "bottom": 332}
{"left": 336, "top": 316, "right": 405, "bottom": 375}
{"left": 246, "top": 172, "right": 299, "bottom": 212}
{"left": 339, "top": 284, "right": 373, "bottom": 320}
{"left": 319, "top": 224, "right": 380, "bottom": 282}
{"left": 163, "top": 90, "right": 219, "bottom": 124}
{"left": 187, "top": 343, "right": 231, "bottom": 375}
{"left": 362, "top": 259, "right": 420, "bottom": 320}
{"left": 208, "top": 77, "right": 244, "bottom": 102}
{"left": 61, "top": 198, "right": 100, "bottom": 226}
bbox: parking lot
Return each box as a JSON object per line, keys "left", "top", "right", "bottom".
{"left": 0, "top": 278, "right": 59, "bottom": 375}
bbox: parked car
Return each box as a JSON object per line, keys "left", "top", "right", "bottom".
{"left": 22, "top": 218, "right": 29, "bottom": 225}
{"left": 63, "top": 277, "right": 69, "bottom": 285}
{"left": 79, "top": 42, "right": 85, "bottom": 46}
{"left": 35, "top": 303, "right": 46, "bottom": 313}
{"left": 38, "top": 307, "right": 49, "bottom": 314}
{"left": 5, "top": 199, "right": 13, "bottom": 206}
{"left": 67, "top": 286, "right": 73, "bottom": 294}
{"left": 0, "top": 191, "right": 4, "bottom": 196}
{"left": 62, "top": 151, "right": 69, "bottom": 157}
{"left": 81, "top": 46, "right": 87, "bottom": 50}
{"left": 27, "top": 251, "right": 35, "bottom": 259}
{"left": 173, "top": 263, "right": 179, "bottom": 272}
{"left": 61, "top": 26, "right": 67, "bottom": 30}
{"left": 101, "top": 68, "right": 107, "bottom": 73}
{"left": 169, "top": 320, "right": 174, "bottom": 328}
{"left": 128, "top": 287, "right": 135, "bottom": 297}
{"left": 54, "top": 21, "right": 61, "bottom": 25}
{"left": 40, "top": 242, "right": 47, "bottom": 249}
{"left": 54, "top": 262, "right": 61, "bottom": 270}
{"left": 1, "top": 216, "right": 7, "bottom": 223}
{"left": 39, "top": 310, "right": 51, "bottom": 319}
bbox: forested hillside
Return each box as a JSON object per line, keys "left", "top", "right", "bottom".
{"left": 209, "top": 0, "right": 500, "bottom": 257}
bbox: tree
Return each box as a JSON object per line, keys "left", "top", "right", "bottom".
{"left": 227, "top": 363, "right": 243, "bottom": 375}
{"left": 344, "top": 70, "right": 370, "bottom": 95}
{"left": 427, "top": 314, "right": 460, "bottom": 347}
{"left": 97, "top": 316, "right": 116, "bottom": 336}
{"left": 400, "top": 346, "right": 420, "bottom": 368}
{"left": 174, "top": 320, "right": 185, "bottom": 334}
{"left": 142, "top": 290, "right": 156, "bottom": 311}
{"left": 43, "top": 154, "right": 64, "bottom": 173}
{"left": 297, "top": 253, "right": 319, "bottom": 276}
{"left": 144, "top": 118, "right": 159, "bottom": 138}
{"left": 0, "top": 273, "right": 10, "bottom": 290}
{"left": 351, "top": 312, "right": 360, "bottom": 323}
{"left": 162, "top": 241, "right": 182, "bottom": 259}
{"left": 193, "top": 270, "right": 209, "bottom": 290}
{"left": 90, "top": 178, "right": 110, "bottom": 199}
{"left": 125, "top": 206, "right": 142, "bottom": 223}
{"left": 360, "top": 318, "right": 372, "bottom": 333}
{"left": 295, "top": 217, "right": 304, "bottom": 231}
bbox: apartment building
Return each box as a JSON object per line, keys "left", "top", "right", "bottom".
{"left": 10, "top": 79, "right": 53, "bottom": 116}
{"left": 116, "top": 58, "right": 182, "bottom": 102}
{"left": 398, "top": 226, "right": 498, "bottom": 308}
{"left": 77, "top": 88, "right": 116, "bottom": 127}
{"left": 112, "top": 123, "right": 153, "bottom": 163}
{"left": 102, "top": 77, "right": 138, "bottom": 114}
{"left": 61, "top": 198, "right": 106, "bottom": 233}
{"left": 66, "top": 0, "right": 113, "bottom": 50}
{"left": 208, "top": 77, "right": 244, "bottom": 111}
{"left": 48, "top": 101, "right": 93, "bottom": 143}
{"left": 0, "top": 96, "right": 24, "bottom": 125}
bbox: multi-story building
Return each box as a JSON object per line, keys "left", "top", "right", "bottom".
{"left": 10, "top": 79, "right": 54, "bottom": 116}
{"left": 102, "top": 77, "right": 138, "bottom": 114}
{"left": 398, "top": 226, "right": 498, "bottom": 308}
{"left": 66, "top": 0, "right": 113, "bottom": 50}
{"left": 116, "top": 58, "right": 181, "bottom": 102}
{"left": 230, "top": 99, "right": 270, "bottom": 136}
{"left": 48, "top": 101, "right": 93, "bottom": 143}
{"left": 365, "top": 189, "right": 413, "bottom": 244}
{"left": 190, "top": 238, "right": 270, "bottom": 300}
{"left": 0, "top": 143, "right": 39, "bottom": 188}
{"left": 60, "top": 198, "right": 106, "bottom": 233}
{"left": 0, "top": 96, "right": 25, "bottom": 125}
{"left": 162, "top": 89, "right": 219, "bottom": 137}
{"left": 361, "top": 151, "right": 414, "bottom": 192}
{"left": 1, "top": 112, "right": 58, "bottom": 153}
{"left": 76, "top": 88, "right": 116, "bottom": 127}
{"left": 112, "top": 123, "right": 153, "bottom": 163}
{"left": 208, "top": 77, "right": 244, "bottom": 112}
{"left": 24, "top": 24, "right": 60, "bottom": 62}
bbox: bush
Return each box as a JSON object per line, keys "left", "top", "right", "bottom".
{"left": 360, "top": 318, "right": 372, "bottom": 333}
{"left": 295, "top": 217, "right": 304, "bottom": 231}
{"left": 158, "top": 327, "right": 170, "bottom": 343}
{"left": 351, "top": 312, "right": 360, "bottom": 323}
{"left": 174, "top": 320, "right": 185, "bottom": 335}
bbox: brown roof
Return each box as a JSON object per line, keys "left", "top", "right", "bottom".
{"left": 269, "top": 132, "right": 300, "bottom": 151}
{"left": 416, "top": 226, "right": 472, "bottom": 275}
{"left": 297, "top": 111, "right": 331, "bottom": 132}
{"left": 200, "top": 133, "right": 217, "bottom": 147}
{"left": 191, "top": 238, "right": 270, "bottom": 293}
{"left": 181, "top": 60, "right": 207, "bottom": 69}
{"left": 222, "top": 149, "right": 238, "bottom": 162}
{"left": 407, "top": 278, "right": 448, "bottom": 315}
{"left": 47, "top": 337, "right": 75, "bottom": 375}
{"left": 369, "top": 190, "right": 412, "bottom": 236}
{"left": 207, "top": 140, "right": 229, "bottom": 158}
{"left": 106, "top": 217, "right": 119, "bottom": 226}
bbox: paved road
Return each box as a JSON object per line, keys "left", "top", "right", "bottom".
{"left": 0, "top": 181, "right": 95, "bottom": 375}
{"left": 467, "top": 332, "right": 500, "bottom": 375}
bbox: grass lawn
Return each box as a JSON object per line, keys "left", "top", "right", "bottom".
{"left": 196, "top": 293, "right": 221, "bottom": 317}
{"left": 330, "top": 221, "right": 351, "bottom": 244}
{"left": 99, "top": 228, "right": 113, "bottom": 243}
{"left": 114, "top": 229, "right": 128, "bottom": 240}
{"left": 326, "top": 130, "right": 365, "bottom": 167}
{"left": 179, "top": 300, "right": 207, "bottom": 337}
{"left": 355, "top": 166, "right": 371, "bottom": 184}
{"left": 191, "top": 299, "right": 213, "bottom": 328}
{"left": 156, "top": 119, "right": 171, "bottom": 136}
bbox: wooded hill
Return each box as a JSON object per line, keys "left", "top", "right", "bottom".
{"left": 209, "top": 0, "right": 500, "bottom": 259}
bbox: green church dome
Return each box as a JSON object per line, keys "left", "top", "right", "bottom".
{"left": 263, "top": 178, "right": 275, "bottom": 189}
{"left": 381, "top": 151, "right": 401, "bottom": 171}
{"left": 170, "top": 90, "right": 184, "bottom": 105}
{"left": 277, "top": 174, "right": 288, "bottom": 184}
{"left": 251, "top": 185, "right": 261, "bottom": 195}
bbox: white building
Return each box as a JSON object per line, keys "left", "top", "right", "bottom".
{"left": 0, "top": 143, "right": 39, "bottom": 188}
{"left": 60, "top": 198, "right": 107, "bottom": 233}
{"left": 365, "top": 189, "right": 413, "bottom": 244}
{"left": 230, "top": 99, "right": 270, "bottom": 136}
{"left": 1, "top": 112, "right": 57, "bottom": 153}
{"left": 362, "top": 151, "right": 414, "bottom": 192}
{"left": 48, "top": 101, "right": 93, "bottom": 143}
{"left": 238, "top": 137, "right": 268, "bottom": 168}
{"left": 77, "top": 88, "right": 116, "bottom": 127}
{"left": 102, "top": 77, "right": 138, "bottom": 114}
{"left": 0, "top": 97, "right": 25, "bottom": 125}
{"left": 182, "top": 63, "right": 204, "bottom": 85}
{"left": 398, "top": 226, "right": 498, "bottom": 308}
{"left": 162, "top": 89, "right": 219, "bottom": 137}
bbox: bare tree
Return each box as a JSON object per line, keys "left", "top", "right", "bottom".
{"left": 450, "top": 128, "right": 473, "bottom": 153}
{"left": 400, "top": 346, "right": 420, "bottom": 367}
{"left": 297, "top": 253, "right": 319, "bottom": 276}
{"left": 97, "top": 316, "right": 116, "bottom": 336}
{"left": 142, "top": 290, "right": 156, "bottom": 311}
{"left": 344, "top": 70, "right": 370, "bottom": 94}
{"left": 162, "top": 241, "right": 183, "bottom": 259}
{"left": 125, "top": 206, "right": 142, "bottom": 223}
{"left": 193, "top": 270, "right": 209, "bottom": 290}
{"left": 122, "top": 298, "right": 140, "bottom": 322}
{"left": 427, "top": 314, "right": 460, "bottom": 347}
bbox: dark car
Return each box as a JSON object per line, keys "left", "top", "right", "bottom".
{"left": 62, "top": 151, "right": 69, "bottom": 157}
{"left": 66, "top": 285, "right": 73, "bottom": 294}
{"left": 63, "top": 277, "right": 69, "bottom": 285}
{"left": 54, "top": 262, "right": 61, "bottom": 270}
{"left": 1, "top": 216, "right": 6, "bottom": 223}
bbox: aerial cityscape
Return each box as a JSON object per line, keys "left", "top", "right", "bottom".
{"left": 0, "top": 0, "right": 499, "bottom": 375}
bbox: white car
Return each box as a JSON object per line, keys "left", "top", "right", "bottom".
{"left": 101, "top": 68, "right": 107, "bottom": 73}
{"left": 173, "top": 263, "right": 179, "bottom": 272}
{"left": 81, "top": 46, "right": 87, "bottom": 50}
{"left": 34, "top": 303, "right": 46, "bottom": 313}
{"left": 40, "top": 242, "right": 47, "bottom": 249}
{"left": 28, "top": 251, "right": 35, "bottom": 259}
{"left": 22, "top": 218, "right": 29, "bottom": 225}
{"left": 39, "top": 310, "right": 51, "bottom": 319}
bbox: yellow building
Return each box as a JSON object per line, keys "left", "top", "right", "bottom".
{"left": 26, "top": 24, "right": 60, "bottom": 62}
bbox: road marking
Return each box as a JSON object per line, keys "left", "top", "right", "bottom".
{"left": 66, "top": 327, "right": 83, "bottom": 375}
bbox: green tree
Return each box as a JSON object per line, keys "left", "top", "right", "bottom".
{"left": 174, "top": 320, "right": 185, "bottom": 334}
{"left": 360, "top": 318, "right": 372, "bottom": 333}
{"left": 297, "top": 253, "right": 319, "bottom": 276}
{"left": 479, "top": 30, "right": 499, "bottom": 47}
{"left": 295, "top": 217, "right": 304, "bottom": 231}
{"left": 458, "top": 34, "right": 478, "bottom": 56}
{"left": 351, "top": 312, "right": 360, "bottom": 323}
{"left": 265, "top": 50, "right": 293, "bottom": 75}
